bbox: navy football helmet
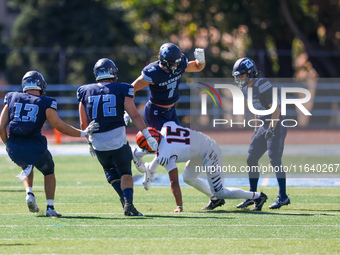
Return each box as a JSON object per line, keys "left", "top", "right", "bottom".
{"left": 22, "top": 71, "right": 47, "bottom": 95}
{"left": 159, "top": 43, "right": 182, "bottom": 75}
{"left": 93, "top": 58, "right": 118, "bottom": 81}
{"left": 232, "top": 57, "right": 258, "bottom": 87}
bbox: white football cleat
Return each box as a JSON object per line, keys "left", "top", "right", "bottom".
{"left": 46, "top": 206, "right": 62, "bottom": 217}
{"left": 26, "top": 192, "right": 39, "bottom": 213}
{"left": 132, "top": 147, "right": 147, "bottom": 173}
{"left": 143, "top": 162, "right": 155, "bottom": 190}
{"left": 143, "top": 169, "right": 151, "bottom": 190}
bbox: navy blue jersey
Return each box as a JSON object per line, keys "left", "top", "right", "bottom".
{"left": 77, "top": 82, "right": 134, "bottom": 133}
{"left": 242, "top": 78, "right": 283, "bottom": 121}
{"left": 142, "top": 54, "right": 188, "bottom": 105}
{"left": 5, "top": 92, "right": 57, "bottom": 137}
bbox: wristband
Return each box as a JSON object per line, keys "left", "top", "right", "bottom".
{"left": 80, "top": 131, "right": 87, "bottom": 137}
{"left": 142, "top": 128, "right": 151, "bottom": 139}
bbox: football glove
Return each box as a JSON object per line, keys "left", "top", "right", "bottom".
{"left": 142, "top": 128, "right": 158, "bottom": 152}
{"left": 262, "top": 127, "right": 274, "bottom": 141}
{"left": 82, "top": 120, "right": 100, "bottom": 137}
{"left": 123, "top": 111, "right": 131, "bottom": 126}
{"left": 157, "top": 157, "right": 169, "bottom": 166}
{"left": 194, "top": 48, "right": 205, "bottom": 64}
{"left": 86, "top": 138, "right": 96, "bottom": 157}
{"left": 146, "top": 136, "right": 158, "bottom": 152}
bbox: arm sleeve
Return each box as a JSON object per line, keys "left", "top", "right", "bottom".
{"left": 126, "top": 84, "right": 134, "bottom": 98}
{"left": 258, "top": 78, "right": 273, "bottom": 106}
{"left": 142, "top": 70, "right": 153, "bottom": 83}
{"left": 49, "top": 99, "right": 58, "bottom": 110}
{"left": 4, "top": 92, "right": 11, "bottom": 105}
{"left": 76, "top": 86, "right": 84, "bottom": 102}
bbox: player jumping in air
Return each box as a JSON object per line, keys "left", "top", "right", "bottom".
{"left": 129, "top": 42, "right": 206, "bottom": 193}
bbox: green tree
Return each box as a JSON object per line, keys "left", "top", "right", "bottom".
{"left": 7, "top": 0, "right": 137, "bottom": 84}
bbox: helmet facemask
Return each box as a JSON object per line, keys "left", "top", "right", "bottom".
{"left": 159, "top": 43, "right": 182, "bottom": 75}
{"left": 232, "top": 58, "right": 258, "bottom": 88}
{"left": 93, "top": 58, "right": 118, "bottom": 82}
{"left": 22, "top": 71, "right": 47, "bottom": 95}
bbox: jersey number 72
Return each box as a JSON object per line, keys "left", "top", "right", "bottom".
{"left": 88, "top": 94, "right": 116, "bottom": 119}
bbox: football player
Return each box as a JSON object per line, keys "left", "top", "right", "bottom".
{"left": 130, "top": 43, "right": 206, "bottom": 181}
{"left": 135, "top": 121, "right": 268, "bottom": 213}
{"left": 0, "top": 71, "right": 99, "bottom": 217}
{"left": 77, "top": 58, "right": 158, "bottom": 216}
{"left": 232, "top": 57, "right": 290, "bottom": 210}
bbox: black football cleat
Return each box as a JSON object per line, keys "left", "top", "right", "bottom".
{"left": 236, "top": 199, "right": 254, "bottom": 209}
{"left": 269, "top": 196, "right": 290, "bottom": 209}
{"left": 251, "top": 192, "right": 268, "bottom": 211}
{"left": 119, "top": 197, "right": 125, "bottom": 208}
{"left": 202, "top": 198, "right": 225, "bottom": 210}
{"left": 124, "top": 203, "right": 143, "bottom": 216}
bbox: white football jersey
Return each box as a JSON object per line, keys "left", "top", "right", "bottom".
{"left": 157, "top": 121, "right": 215, "bottom": 164}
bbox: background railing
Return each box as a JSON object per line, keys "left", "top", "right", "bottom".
{"left": 0, "top": 79, "right": 339, "bottom": 129}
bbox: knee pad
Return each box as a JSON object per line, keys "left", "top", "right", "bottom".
{"left": 34, "top": 150, "right": 55, "bottom": 176}
{"left": 104, "top": 168, "right": 121, "bottom": 184}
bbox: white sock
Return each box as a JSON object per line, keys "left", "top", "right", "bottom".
{"left": 148, "top": 156, "right": 159, "bottom": 174}
{"left": 217, "top": 188, "right": 254, "bottom": 199}
{"left": 211, "top": 196, "right": 218, "bottom": 201}
{"left": 135, "top": 148, "right": 149, "bottom": 157}
{"left": 47, "top": 199, "right": 54, "bottom": 207}
{"left": 26, "top": 187, "right": 33, "bottom": 194}
{"left": 184, "top": 178, "right": 213, "bottom": 198}
{"left": 253, "top": 192, "right": 260, "bottom": 199}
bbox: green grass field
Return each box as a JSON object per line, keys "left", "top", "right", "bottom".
{"left": 0, "top": 155, "right": 339, "bottom": 255}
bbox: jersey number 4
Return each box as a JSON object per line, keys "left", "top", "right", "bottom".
{"left": 89, "top": 95, "right": 116, "bottom": 119}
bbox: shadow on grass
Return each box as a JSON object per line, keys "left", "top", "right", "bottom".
{"left": 144, "top": 214, "right": 233, "bottom": 219}
{"left": 0, "top": 189, "right": 25, "bottom": 193}
{"left": 221, "top": 209, "right": 339, "bottom": 216}
{"left": 0, "top": 243, "right": 32, "bottom": 246}
{"left": 47, "top": 215, "right": 148, "bottom": 220}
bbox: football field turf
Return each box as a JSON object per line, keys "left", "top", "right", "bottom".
{"left": 0, "top": 155, "right": 339, "bottom": 255}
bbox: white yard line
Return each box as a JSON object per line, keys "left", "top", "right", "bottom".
{"left": 0, "top": 224, "right": 338, "bottom": 228}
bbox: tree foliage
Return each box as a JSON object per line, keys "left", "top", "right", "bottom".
{"left": 6, "top": 0, "right": 137, "bottom": 84}
{"left": 1, "top": 0, "right": 340, "bottom": 85}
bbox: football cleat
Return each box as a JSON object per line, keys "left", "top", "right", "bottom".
{"left": 143, "top": 162, "right": 155, "bottom": 191}
{"left": 251, "top": 192, "right": 268, "bottom": 211}
{"left": 236, "top": 199, "right": 254, "bottom": 209}
{"left": 132, "top": 147, "right": 147, "bottom": 173}
{"left": 119, "top": 197, "right": 125, "bottom": 208}
{"left": 124, "top": 203, "right": 143, "bottom": 216}
{"left": 202, "top": 198, "right": 225, "bottom": 210}
{"left": 46, "top": 205, "right": 62, "bottom": 217}
{"left": 269, "top": 196, "right": 290, "bottom": 209}
{"left": 143, "top": 169, "right": 151, "bottom": 191}
{"left": 26, "top": 192, "right": 39, "bottom": 213}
